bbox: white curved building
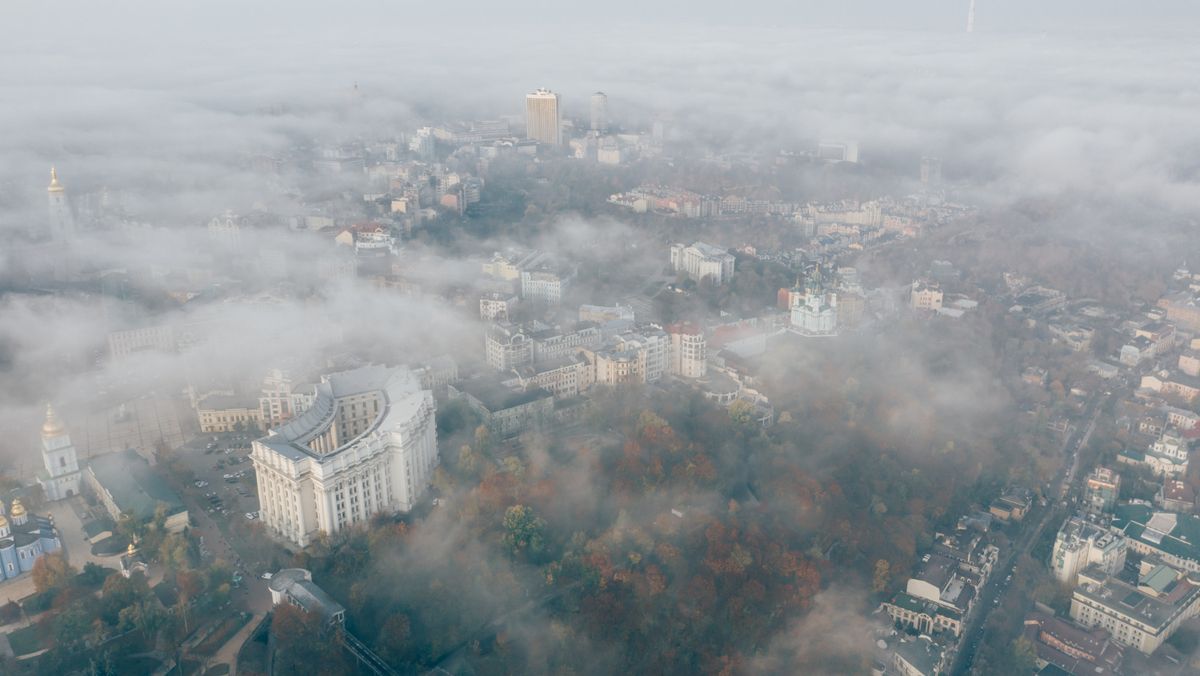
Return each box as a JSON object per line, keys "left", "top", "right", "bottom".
{"left": 251, "top": 365, "right": 437, "bottom": 547}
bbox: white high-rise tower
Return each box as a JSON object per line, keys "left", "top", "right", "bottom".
{"left": 590, "top": 92, "right": 608, "bottom": 133}
{"left": 38, "top": 405, "right": 82, "bottom": 501}
{"left": 525, "top": 88, "right": 562, "bottom": 145}
{"left": 966, "top": 0, "right": 976, "bottom": 33}
{"left": 47, "top": 167, "right": 75, "bottom": 240}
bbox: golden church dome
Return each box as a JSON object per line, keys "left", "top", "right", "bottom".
{"left": 48, "top": 167, "right": 64, "bottom": 193}
{"left": 42, "top": 404, "right": 66, "bottom": 437}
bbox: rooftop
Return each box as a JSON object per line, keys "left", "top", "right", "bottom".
{"left": 1024, "top": 610, "right": 1122, "bottom": 675}
{"left": 1074, "top": 565, "right": 1200, "bottom": 629}
{"left": 914, "top": 553, "right": 957, "bottom": 590}
{"left": 456, "top": 376, "right": 553, "bottom": 412}
{"left": 1114, "top": 504, "right": 1200, "bottom": 565}
{"left": 88, "top": 448, "right": 186, "bottom": 521}
{"left": 892, "top": 635, "right": 944, "bottom": 674}
{"left": 259, "top": 365, "right": 428, "bottom": 462}
{"left": 198, "top": 393, "right": 258, "bottom": 411}
{"left": 682, "top": 241, "right": 734, "bottom": 260}
{"left": 270, "top": 568, "right": 345, "bottom": 622}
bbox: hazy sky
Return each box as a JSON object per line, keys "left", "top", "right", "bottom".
{"left": 1, "top": 0, "right": 1197, "bottom": 461}
{"left": 8, "top": 1, "right": 1200, "bottom": 33}
{"left": 4, "top": 1, "right": 1197, "bottom": 213}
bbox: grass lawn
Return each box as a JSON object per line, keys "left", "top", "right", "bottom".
{"left": 7, "top": 623, "right": 48, "bottom": 655}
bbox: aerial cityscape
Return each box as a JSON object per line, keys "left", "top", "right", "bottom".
{"left": 1, "top": 2, "right": 1198, "bottom": 675}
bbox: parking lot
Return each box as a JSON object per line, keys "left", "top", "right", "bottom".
{"left": 175, "top": 432, "right": 261, "bottom": 530}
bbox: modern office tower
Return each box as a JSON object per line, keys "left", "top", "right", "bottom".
{"left": 525, "top": 88, "right": 562, "bottom": 145}
{"left": 920, "top": 156, "right": 943, "bottom": 187}
{"left": 590, "top": 91, "right": 608, "bottom": 132}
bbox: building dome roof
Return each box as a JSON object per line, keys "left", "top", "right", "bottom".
{"left": 42, "top": 404, "right": 66, "bottom": 437}
{"left": 48, "top": 167, "right": 64, "bottom": 193}
{"left": 0, "top": 514, "right": 8, "bottom": 529}
{"left": 10, "top": 499, "right": 26, "bottom": 518}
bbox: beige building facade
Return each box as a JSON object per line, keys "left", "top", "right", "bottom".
{"left": 525, "top": 88, "right": 561, "bottom": 145}
{"left": 251, "top": 366, "right": 438, "bottom": 547}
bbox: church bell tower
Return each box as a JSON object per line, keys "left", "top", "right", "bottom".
{"left": 38, "top": 404, "right": 82, "bottom": 501}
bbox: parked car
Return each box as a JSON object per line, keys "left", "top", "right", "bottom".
{"left": 260, "top": 572, "right": 273, "bottom": 580}
{"left": 194, "top": 480, "right": 208, "bottom": 488}
{"left": 245, "top": 512, "right": 258, "bottom": 520}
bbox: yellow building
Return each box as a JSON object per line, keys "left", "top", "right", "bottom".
{"left": 910, "top": 279, "right": 944, "bottom": 311}
{"left": 197, "top": 395, "right": 263, "bottom": 433}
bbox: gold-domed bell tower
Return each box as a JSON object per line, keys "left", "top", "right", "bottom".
{"left": 38, "top": 404, "right": 82, "bottom": 501}
{"left": 47, "top": 166, "right": 76, "bottom": 241}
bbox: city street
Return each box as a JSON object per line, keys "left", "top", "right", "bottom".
{"left": 952, "top": 393, "right": 1107, "bottom": 674}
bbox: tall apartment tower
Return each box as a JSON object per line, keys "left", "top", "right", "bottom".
{"left": 526, "top": 88, "right": 562, "bottom": 145}
{"left": 47, "top": 167, "right": 75, "bottom": 240}
{"left": 920, "top": 157, "right": 942, "bottom": 187}
{"left": 590, "top": 92, "right": 608, "bottom": 133}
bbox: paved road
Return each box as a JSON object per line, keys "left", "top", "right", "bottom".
{"left": 211, "top": 611, "right": 265, "bottom": 675}
{"left": 952, "top": 394, "right": 1105, "bottom": 674}
{"left": 168, "top": 433, "right": 275, "bottom": 673}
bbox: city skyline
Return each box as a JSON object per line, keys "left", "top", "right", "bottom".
{"left": 1, "top": 3, "right": 1198, "bottom": 675}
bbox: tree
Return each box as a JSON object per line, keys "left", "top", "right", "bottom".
{"left": 100, "top": 571, "right": 148, "bottom": 625}
{"left": 729, "top": 400, "right": 756, "bottom": 426}
{"left": 79, "top": 562, "right": 110, "bottom": 588}
{"left": 503, "top": 504, "right": 547, "bottom": 558}
{"left": 32, "top": 552, "right": 74, "bottom": 594}
{"left": 52, "top": 601, "right": 92, "bottom": 652}
{"left": 872, "top": 559, "right": 891, "bottom": 594}
{"left": 375, "top": 614, "right": 412, "bottom": 666}
{"left": 1011, "top": 637, "right": 1037, "bottom": 673}
{"left": 118, "top": 600, "right": 166, "bottom": 642}
{"left": 176, "top": 568, "right": 205, "bottom": 632}
{"left": 272, "top": 604, "right": 351, "bottom": 675}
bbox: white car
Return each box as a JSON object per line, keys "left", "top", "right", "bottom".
{"left": 194, "top": 480, "right": 208, "bottom": 488}
{"left": 260, "top": 572, "right": 273, "bottom": 580}
{"left": 244, "top": 511, "right": 258, "bottom": 520}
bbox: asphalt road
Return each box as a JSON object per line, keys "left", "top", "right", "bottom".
{"left": 952, "top": 394, "right": 1105, "bottom": 675}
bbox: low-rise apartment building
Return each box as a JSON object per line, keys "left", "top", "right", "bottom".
{"left": 1071, "top": 562, "right": 1200, "bottom": 654}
